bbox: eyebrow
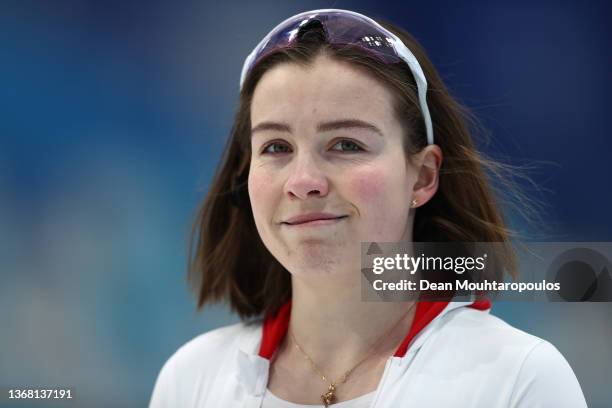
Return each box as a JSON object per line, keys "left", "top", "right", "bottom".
{"left": 250, "top": 119, "right": 384, "bottom": 137}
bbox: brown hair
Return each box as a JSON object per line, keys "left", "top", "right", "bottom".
{"left": 188, "top": 17, "right": 525, "bottom": 320}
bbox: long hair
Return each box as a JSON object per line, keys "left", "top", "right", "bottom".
{"left": 188, "top": 17, "right": 523, "bottom": 320}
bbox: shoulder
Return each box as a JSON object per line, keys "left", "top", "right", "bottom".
{"left": 440, "top": 306, "right": 583, "bottom": 375}
{"left": 149, "top": 321, "right": 262, "bottom": 407}
{"left": 424, "top": 306, "right": 550, "bottom": 362}
{"left": 428, "top": 307, "right": 587, "bottom": 407}
{"left": 417, "top": 306, "right": 547, "bottom": 373}
{"left": 507, "top": 339, "right": 588, "bottom": 407}
{"left": 441, "top": 305, "right": 542, "bottom": 347}
{"left": 166, "top": 320, "right": 260, "bottom": 368}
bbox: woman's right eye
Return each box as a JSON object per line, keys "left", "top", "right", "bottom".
{"left": 261, "top": 142, "right": 291, "bottom": 155}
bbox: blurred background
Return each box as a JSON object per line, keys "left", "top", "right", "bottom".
{"left": 1, "top": 0, "right": 610, "bottom": 406}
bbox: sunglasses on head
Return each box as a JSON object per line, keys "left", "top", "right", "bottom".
{"left": 239, "top": 9, "right": 434, "bottom": 145}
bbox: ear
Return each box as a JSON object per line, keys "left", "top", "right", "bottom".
{"left": 411, "top": 145, "right": 443, "bottom": 208}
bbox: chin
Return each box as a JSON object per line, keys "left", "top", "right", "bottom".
{"left": 298, "top": 245, "right": 361, "bottom": 272}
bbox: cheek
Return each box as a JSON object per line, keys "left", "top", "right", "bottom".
{"left": 347, "top": 167, "right": 411, "bottom": 238}
{"left": 248, "top": 170, "right": 275, "bottom": 218}
{"left": 348, "top": 168, "right": 390, "bottom": 202}
{"left": 347, "top": 156, "right": 413, "bottom": 203}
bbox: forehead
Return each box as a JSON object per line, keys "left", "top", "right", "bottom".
{"left": 251, "top": 55, "right": 398, "bottom": 128}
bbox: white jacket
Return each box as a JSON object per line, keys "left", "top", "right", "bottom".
{"left": 149, "top": 301, "right": 587, "bottom": 407}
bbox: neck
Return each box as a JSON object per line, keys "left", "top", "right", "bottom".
{"left": 285, "top": 271, "right": 416, "bottom": 376}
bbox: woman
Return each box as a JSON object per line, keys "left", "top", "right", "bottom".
{"left": 150, "top": 9, "right": 586, "bottom": 407}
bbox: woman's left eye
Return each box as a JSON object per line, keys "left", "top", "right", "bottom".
{"left": 330, "top": 140, "right": 364, "bottom": 152}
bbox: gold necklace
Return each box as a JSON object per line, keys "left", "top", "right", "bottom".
{"left": 288, "top": 303, "right": 416, "bottom": 407}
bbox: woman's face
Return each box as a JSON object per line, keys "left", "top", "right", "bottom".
{"left": 248, "top": 54, "right": 419, "bottom": 277}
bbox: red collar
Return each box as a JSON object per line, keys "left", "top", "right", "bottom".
{"left": 259, "top": 299, "right": 491, "bottom": 359}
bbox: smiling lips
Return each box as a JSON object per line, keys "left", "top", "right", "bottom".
{"left": 282, "top": 212, "right": 348, "bottom": 226}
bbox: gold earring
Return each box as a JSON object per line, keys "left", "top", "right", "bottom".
{"left": 411, "top": 199, "right": 418, "bottom": 208}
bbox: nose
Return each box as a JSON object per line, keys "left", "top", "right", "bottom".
{"left": 284, "top": 153, "right": 329, "bottom": 200}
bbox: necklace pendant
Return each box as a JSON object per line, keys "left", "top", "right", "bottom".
{"left": 321, "top": 384, "right": 336, "bottom": 407}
